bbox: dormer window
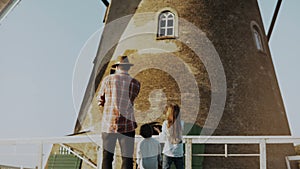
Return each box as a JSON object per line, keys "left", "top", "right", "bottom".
{"left": 158, "top": 11, "right": 175, "bottom": 37}
{"left": 253, "top": 27, "right": 264, "bottom": 51}
{"left": 251, "top": 21, "right": 265, "bottom": 52}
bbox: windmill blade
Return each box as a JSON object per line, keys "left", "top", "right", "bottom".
{"left": 267, "top": 0, "right": 282, "bottom": 41}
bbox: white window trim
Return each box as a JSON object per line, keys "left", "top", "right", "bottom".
{"left": 253, "top": 28, "right": 263, "bottom": 51}
{"left": 250, "top": 21, "right": 265, "bottom": 52}
{"left": 156, "top": 8, "right": 178, "bottom": 39}
{"left": 158, "top": 12, "right": 175, "bottom": 37}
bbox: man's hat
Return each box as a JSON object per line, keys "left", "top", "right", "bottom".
{"left": 112, "top": 56, "right": 134, "bottom": 67}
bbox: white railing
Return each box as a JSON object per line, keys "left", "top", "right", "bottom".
{"left": 0, "top": 135, "right": 102, "bottom": 169}
{"left": 286, "top": 155, "right": 300, "bottom": 169}
{"left": 0, "top": 135, "right": 299, "bottom": 169}
{"left": 182, "top": 136, "right": 300, "bottom": 169}
{"left": 58, "top": 143, "right": 98, "bottom": 169}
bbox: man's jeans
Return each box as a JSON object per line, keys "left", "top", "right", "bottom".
{"left": 162, "top": 155, "right": 184, "bottom": 169}
{"left": 102, "top": 131, "right": 135, "bottom": 169}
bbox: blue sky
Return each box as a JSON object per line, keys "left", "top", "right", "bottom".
{"left": 0, "top": 0, "right": 103, "bottom": 139}
{"left": 0, "top": 0, "right": 299, "bottom": 138}
{"left": 0, "top": 0, "right": 299, "bottom": 168}
{"left": 258, "top": 0, "right": 300, "bottom": 137}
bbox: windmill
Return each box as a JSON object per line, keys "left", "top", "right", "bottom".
{"left": 60, "top": 0, "right": 297, "bottom": 168}
{"left": 0, "top": 0, "right": 21, "bottom": 24}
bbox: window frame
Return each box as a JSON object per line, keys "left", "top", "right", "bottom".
{"left": 158, "top": 12, "right": 175, "bottom": 37}
{"left": 250, "top": 21, "right": 265, "bottom": 53}
{"left": 157, "top": 9, "right": 178, "bottom": 39}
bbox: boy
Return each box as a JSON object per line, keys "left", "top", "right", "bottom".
{"left": 137, "top": 124, "right": 161, "bottom": 169}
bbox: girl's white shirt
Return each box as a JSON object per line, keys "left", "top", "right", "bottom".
{"left": 158, "top": 120, "right": 184, "bottom": 157}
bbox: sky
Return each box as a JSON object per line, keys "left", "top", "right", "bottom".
{"left": 0, "top": 0, "right": 299, "bottom": 167}
{"left": 258, "top": 0, "right": 300, "bottom": 137}
{"left": 0, "top": 0, "right": 103, "bottom": 139}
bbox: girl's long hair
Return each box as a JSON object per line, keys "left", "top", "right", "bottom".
{"left": 166, "top": 103, "right": 182, "bottom": 144}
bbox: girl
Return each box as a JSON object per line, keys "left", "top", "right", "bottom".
{"left": 154, "top": 103, "right": 184, "bottom": 169}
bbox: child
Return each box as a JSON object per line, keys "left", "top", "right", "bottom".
{"left": 154, "top": 103, "right": 184, "bottom": 169}
{"left": 137, "top": 123, "right": 161, "bottom": 169}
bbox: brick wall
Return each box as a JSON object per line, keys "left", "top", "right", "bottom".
{"left": 72, "top": 0, "right": 297, "bottom": 168}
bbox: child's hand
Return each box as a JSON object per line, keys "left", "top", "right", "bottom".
{"left": 153, "top": 127, "right": 161, "bottom": 133}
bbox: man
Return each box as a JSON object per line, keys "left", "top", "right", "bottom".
{"left": 97, "top": 56, "right": 140, "bottom": 169}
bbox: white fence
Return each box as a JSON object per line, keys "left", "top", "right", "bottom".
{"left": 183, "top": 136, "right": 300, "bottom": 169}
{"left": 0, "top": 135, "right": 299, "bottom": 169}
{"left": 286, "top": 155, "right": 300, "bottom": 169}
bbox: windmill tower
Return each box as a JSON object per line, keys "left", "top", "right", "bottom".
{"left": 0, "top": 0, "right": 12, "bottom": 15}
{"left": 0, "top": 0, "right": 21, "bottom": 23}
{"left": 71, "top": 0, "right": 297, "bottom": 168}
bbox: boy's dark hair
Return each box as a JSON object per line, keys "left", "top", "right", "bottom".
{"left": 140, "top": 124, "right": 153, "bottom": 138}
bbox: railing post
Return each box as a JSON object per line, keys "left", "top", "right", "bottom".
{"left": 97, "top": 145, "right": 102, "bottom": 169}
{"left": 259, "top": 139, "right": 267, "bottom": 169}
{"left": 225, "top": 144, "right": 228, "bottom": 158}
{"left": 185, "top": 139, "right": 192, "bottom": 169}
{"left": 37, "top": 142, "right": 43, "bottom": 169}
{"left": 285, "top": 156, "right": 291, "bottom": 169}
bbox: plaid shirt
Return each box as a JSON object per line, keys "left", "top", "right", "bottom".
{"left": 97, "top": 70, "right": 140, "bottom": 133}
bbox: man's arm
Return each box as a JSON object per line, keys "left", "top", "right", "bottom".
{"left": 129, "top": 79, "right": 140, "bottom": 103}
{"left": 97, "top": 77, "right": 107, "bottom": 106}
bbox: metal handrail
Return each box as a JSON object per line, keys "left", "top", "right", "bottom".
{"left": 286, "top": 155, "right": 300, "bottom": 169}
{"left": 0, "top": 135, "right": 299, "bottom": 169}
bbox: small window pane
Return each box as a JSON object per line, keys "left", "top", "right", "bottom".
{"left": 254, "top": 30, "right": 263, "bottom": 51}
{"left": 167, "top": 14, "right": 174, "bottom": 19}
{"left": 160, "top": 20, "right": 166, "bottom": 27}
{"left": 167, "top": 20, "right": 173, "bottom": 26}
{"left": 160, "top": 29, "right": 166, "bottom": 36}
{"left": 167, "top": 28, "right": 173, "bottom": 35}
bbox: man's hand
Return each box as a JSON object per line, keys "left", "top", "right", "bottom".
{"left": 97, "top": 95, "right": 105, "bottom": 106}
